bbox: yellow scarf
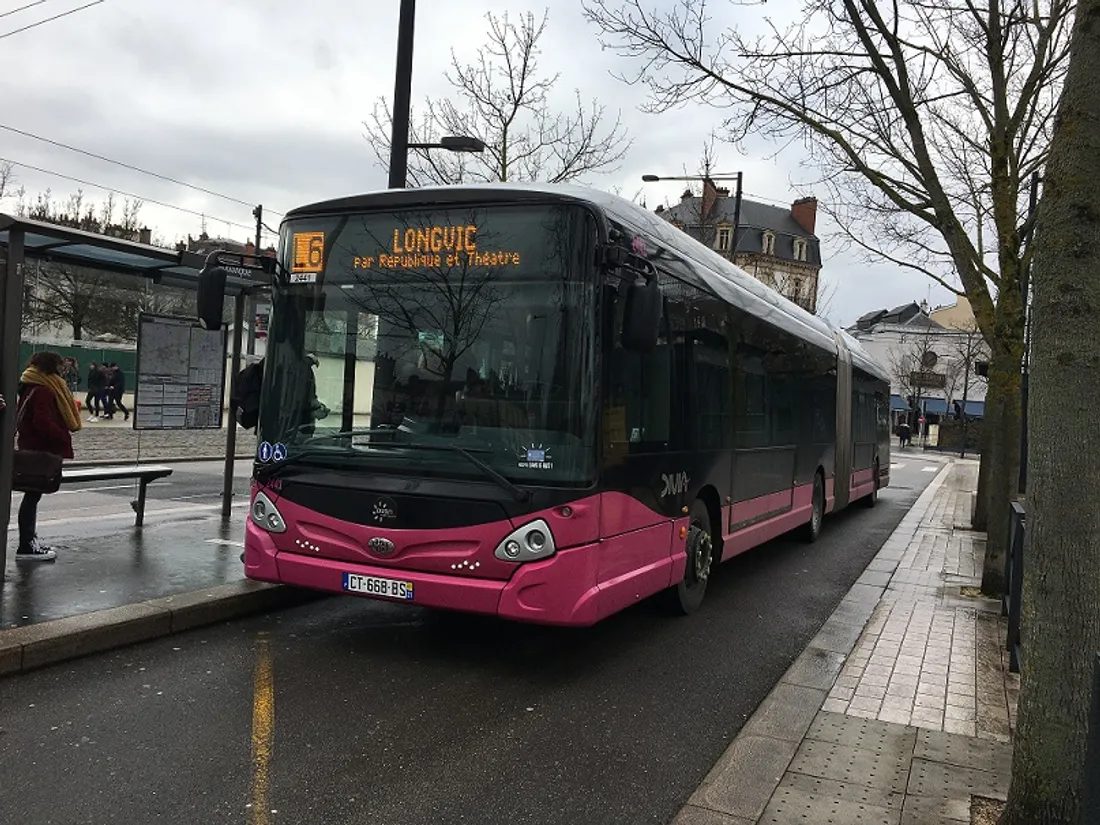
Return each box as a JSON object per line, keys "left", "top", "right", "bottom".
{"left": 20, "top": 366, "right": 82, "bottom": 432}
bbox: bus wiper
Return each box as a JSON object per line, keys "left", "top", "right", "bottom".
{"left": 395, "top": 442, "right": 532, "bottom": 504}
{"left": 295, "top": 427, "right": 399, "bottom": 446}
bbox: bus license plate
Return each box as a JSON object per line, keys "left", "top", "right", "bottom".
{"left": 342, "top": 573, "right": 415, "bottom": 601}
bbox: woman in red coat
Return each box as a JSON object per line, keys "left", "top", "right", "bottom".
{"left": 15, "top": 351, "right": 81, "bottom": 562}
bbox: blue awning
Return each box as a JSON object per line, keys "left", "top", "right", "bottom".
{"left": 921, "top": 398, "right": 949, "bottom": 415}
{"left": 961, "top": 400, "right": 985, "bottom": 418}
{"left": 890, "top": 394, "right": 910, "bottom": 411}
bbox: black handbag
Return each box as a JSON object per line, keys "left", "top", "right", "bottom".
{"left": 11, "top": 388, "right": 64, "bottom": 494}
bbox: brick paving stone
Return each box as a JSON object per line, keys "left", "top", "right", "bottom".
{"left": 673, "top": 461, "right": 1020, "bottom": 825}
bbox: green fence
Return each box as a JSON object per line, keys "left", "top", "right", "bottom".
{"left": 18, "top": 341, "right": 137, "bottom": 393}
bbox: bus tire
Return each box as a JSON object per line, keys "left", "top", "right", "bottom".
{"left": 668, "top": 499, "right": 714, "bottom": 615}
{"left": 802, "top": 472, "right": 825, "bottom": 543}
{"left": 863, "top": 461, "right": 880, "bottom": 508}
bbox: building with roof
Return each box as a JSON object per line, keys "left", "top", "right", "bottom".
{"left": 847, "top": 300, "right": 989, "bottom": 436}
{"left": 655, "top": 178, "right": 822, "bottom": 313}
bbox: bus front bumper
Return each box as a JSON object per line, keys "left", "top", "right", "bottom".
{"left": 244, "top": 521, "right": 603, "bottom": 627}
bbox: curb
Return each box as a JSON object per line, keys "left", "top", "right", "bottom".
{"left": 673, "top": 463, "right": 954, "bottom": 825}
{"left": 0, "top": 581, "right": 326, "bottom": 677}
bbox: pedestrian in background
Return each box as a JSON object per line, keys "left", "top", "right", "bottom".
{"left": 85, "top": 361, "right": 105, "bottom": 421}
{"left": 15, "top": 351, "right": 81, "bottom": 561}
{"left": 107, "top": 363, "right": 129, "bottom": 421}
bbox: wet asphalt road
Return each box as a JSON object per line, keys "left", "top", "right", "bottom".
{"left": 0, "top": 460, "right": 942, "bottom": 825}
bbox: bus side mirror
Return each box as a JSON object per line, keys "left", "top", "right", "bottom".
{"left": 197, "top": 264, "right": 228, "bottom": 331}
{"left": 621, "top": 275, "right": 662, "bottom": 352}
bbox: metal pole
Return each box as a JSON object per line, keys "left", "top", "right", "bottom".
{"left": 0, "top": 228, "right": 25, "bottom": 579}
{"left": 731, "top": 172, "right": 743, "bottom": 255}
{"left": 247, "top": 206, "right": 262, "bottom": 357}
{"left": 222, "top": 291, "right": 245, "bottom": 519}
{"left": 1019, "top": 172, "right": 1039, "bottom": 495}
{"left": 960, "top": 346, "right": 971, "bottom": 458}
{"left": 388, "top": 0, "right": 416, "bottom": 190}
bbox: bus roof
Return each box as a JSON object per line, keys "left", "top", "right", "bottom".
{"left": 286, "top": 183, "right": 889, "bottom": 384}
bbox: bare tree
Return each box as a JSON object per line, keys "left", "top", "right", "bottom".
{"left": 366, "top": 9, "right": 632, "bottom": 186}
{"left": 0, "top": 161, "right": 14, "bottom": 204}
{"left": 1002, "top": 0, "right": 1100, "bottom": 816}
{"left": 584, "top": 0, "right": 1074, "bottom": 595}
{"left": 25, "top": 263, "right": 115, "bottom": 341}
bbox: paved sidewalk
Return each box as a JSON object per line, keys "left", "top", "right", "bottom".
{"left": 675, "top": 460, "right": 1017, "bottom": 825}
{"left": 70, "top": 424, "right": 257, "bottom": 463}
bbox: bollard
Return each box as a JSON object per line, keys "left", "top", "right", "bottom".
{"left": 1081, "top": 653, "right": 1100, "bottom": 825}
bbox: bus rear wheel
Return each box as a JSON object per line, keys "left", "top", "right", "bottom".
{"left": 802, "top": 472, "right": 825, "bottom": 543}
{"left": 863, "top": 461, "right": 880, "bottom": 508}
{"left": 668, "top": 499, "right": 714, "bottom": 615}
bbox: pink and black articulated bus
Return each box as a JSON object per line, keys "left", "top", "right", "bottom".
{"left": 197, "top": 183, "right": 891, "bottom": 626}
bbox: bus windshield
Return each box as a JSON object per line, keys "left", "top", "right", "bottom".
{"left": 259, "top": 202, "right": 599, "bottom": 486}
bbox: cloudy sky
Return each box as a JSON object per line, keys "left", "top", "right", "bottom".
{"left": 0, "top": 0, "right": 957, "bottom": 327}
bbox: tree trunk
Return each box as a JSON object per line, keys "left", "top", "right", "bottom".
{"left": 1001, "top": 0, "right": 1100, "bottom": 817}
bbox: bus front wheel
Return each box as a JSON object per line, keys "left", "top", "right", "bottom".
{"left": 668, "top": 499, "right": 714, "bottom": 615}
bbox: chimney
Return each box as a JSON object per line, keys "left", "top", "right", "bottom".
{"left": 681, "top": 188, "right": 693, "bottom": 203}
{"left": 655, "top": 204, "right": 665, "bottom": 214}
{"left": 791, "top": 196, "right": 818, "bottom": 235}
{"left": 701, "top": 177, "right": 719, "bottom": 221}
{"left": 139, "top": 226, "right": 152, "bottom": 245}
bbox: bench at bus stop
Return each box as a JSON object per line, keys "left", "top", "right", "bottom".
{"left": 60, "top": 465, "right": 174, "bottom": 527}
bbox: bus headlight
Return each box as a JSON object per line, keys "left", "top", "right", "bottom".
{"left": 494, "top": 519, "right": 556, "bottom": 563}
{"left": 251, "top": 491, "right": 287, "bottom": 533}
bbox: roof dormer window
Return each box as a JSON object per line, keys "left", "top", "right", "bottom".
{"left": 793, "top": 238, "right": 808, "bottom": 262}
{"left": 716, "top": 225, "right": 732, "bottom": 251}
{"left": 762, "top": 231, "right": 776, "bottom": 256}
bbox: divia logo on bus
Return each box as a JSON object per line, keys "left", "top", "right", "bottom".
{"left": 372, "top": 496, "right": 397, "bottom": 524}
{"left": 660, "top": 471, "right": 690, "bottom": 498}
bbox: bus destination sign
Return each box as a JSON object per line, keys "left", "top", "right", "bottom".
{"left": 352, "top": 224, "right": 522, "bottom": 271}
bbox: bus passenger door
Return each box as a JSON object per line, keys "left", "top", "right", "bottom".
{"left": 597, "top": 284, "right": 678, "bottom": 617}
{"left": 833, "top": 333, "right": 854, "bottom": 510}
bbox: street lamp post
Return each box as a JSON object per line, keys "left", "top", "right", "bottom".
{"left": 1018, "top": 171, "right": 1041, "bottom": 495}
{"left": 641, "top": 172, "right": 744, "bottom": 253}
{"left": 408, "top": 136, "right": 487, "bottom": 154}
{"left": 387, "top": 0, "right": 486, "bottom": 188}
{"left": 388, "top": 0, "right": 417, "bottom": 190}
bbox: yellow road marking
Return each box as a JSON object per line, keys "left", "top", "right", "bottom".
{"left": 249, "top": 635, "right": 274, "bottom": 825}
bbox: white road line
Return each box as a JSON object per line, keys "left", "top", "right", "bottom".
{"left": 921, "top": 466, "right": 938, "bottom": 472}
{"left": 891, "top": 463, "right": 906, "bottom": 470}
{"left": 49, "top": 481, "right": 174, "bottom": 495}
{"left": 206, "top": 538, "right": 245, "bottom": 548}
{"left": 10, "top": 500, "right": 250, "bottom": 530}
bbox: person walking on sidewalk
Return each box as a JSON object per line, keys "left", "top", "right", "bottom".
{"left": 85, "top": 361, "right": 106, "bottom": 421}
{"left": 106, "top": 363, "right": 129, "bottom": 421}
{"left": 15, "top": 351, "right": 82, "bottom": 562}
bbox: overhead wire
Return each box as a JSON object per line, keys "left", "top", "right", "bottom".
{"left": 0, "top": 1, "right": 50, "bottom": 21}
{"left": 0, "top": 123, "right": 284, "bottom": 216}
{"left": 0, "top": 0, "right": 106, "bottom": 40}
{"left": 0, "top": 155, "right": 257, "bottom": 235}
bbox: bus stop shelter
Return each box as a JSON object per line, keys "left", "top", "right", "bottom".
{"left": 0, "top": 214, "right": 264, "bottom": 580}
